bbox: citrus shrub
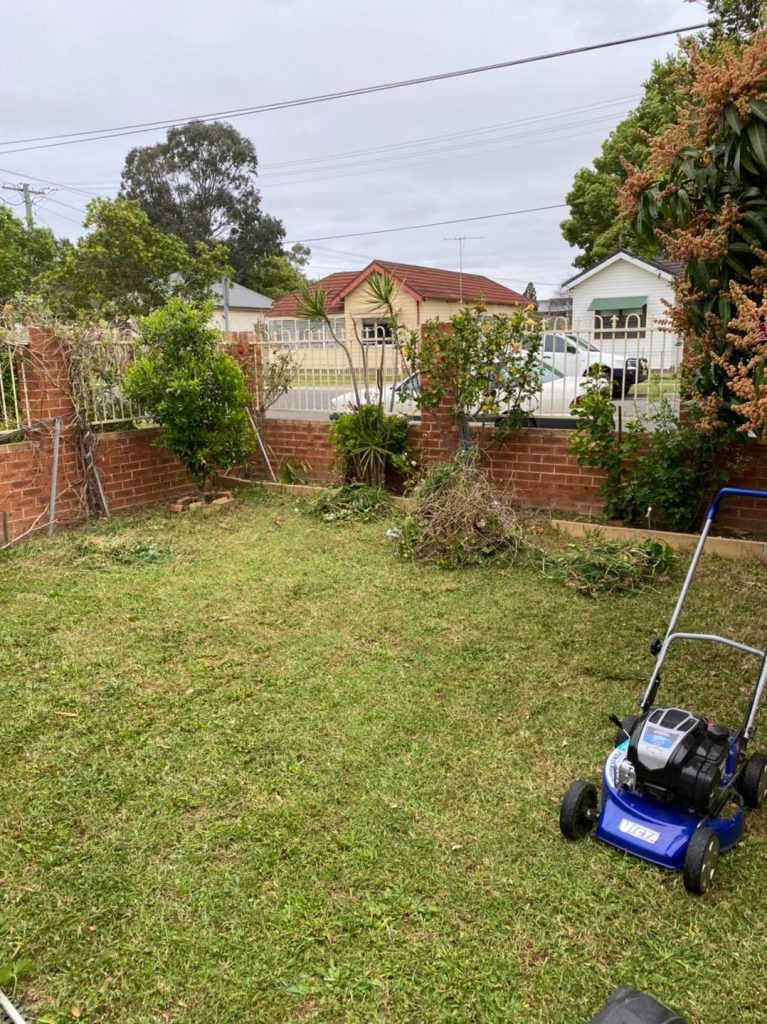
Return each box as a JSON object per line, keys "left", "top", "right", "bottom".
{"left": 124, "top": 299, "right": 254, "bottom": 493}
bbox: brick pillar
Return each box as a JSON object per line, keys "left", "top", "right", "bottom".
{"left": 0, "top": 328, "right": 85, "bottom": 541}
{"left": 411, "top": 323, "right": 460, "bottom": 464}
{"left": 24, "top": 327, "right": 76, "bottom": 423}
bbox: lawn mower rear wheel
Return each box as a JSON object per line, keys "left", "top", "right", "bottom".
{"left": 683, "top": 827, "right": 719, "bottom": 895}
{"left": 739, "top": 752, "right": 767, "bottom": 809}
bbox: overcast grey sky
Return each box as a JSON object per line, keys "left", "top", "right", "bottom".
{"left": 1, "top": 0, "right": 701, "bottom": 297}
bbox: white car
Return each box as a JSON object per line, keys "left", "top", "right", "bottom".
{"left": 329, "top": 366, "right": 599, "bottom": 419}
{"left": 542, "top": 332, "right": 647, "bottom": 397}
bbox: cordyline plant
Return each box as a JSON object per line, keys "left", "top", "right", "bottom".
{"left": 296, "top": 272, "right": 416, "bottom": 485}
{"left": 411, "top": 302, "right": 543, "bottom": 449}
{"left": 621, "top": 31, "right": 767, "bottom": 437}
{"left": 296, "top": 271, "right": 415, "bottom": 412}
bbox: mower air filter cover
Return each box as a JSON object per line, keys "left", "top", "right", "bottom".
{"left": 589, "top": 985, "right": 686, "bottom": 1023}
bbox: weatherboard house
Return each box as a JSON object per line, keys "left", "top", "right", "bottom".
{"left": 266, "top": 260, "right": 529, "bottom": 346}
{"left": 562, "top": 249, "right": 683, "bottom": 367}
{"left": 210, "top": 280, "right": 273, "bottom": 332}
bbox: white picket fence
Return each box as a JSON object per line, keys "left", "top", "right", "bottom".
{"left": 265, "top": 316, "right": 682, "bottom": 421}
{"left": 73, "top": 317, "right": 683, "bottom": 428}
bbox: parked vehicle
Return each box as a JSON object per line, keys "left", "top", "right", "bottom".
{"left": 542, "top": 332, "right": 648, "bottom": 398}
{"left": 329, "top": 365, "right": 599, "bottom": 418}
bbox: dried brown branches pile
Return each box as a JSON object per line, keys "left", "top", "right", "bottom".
{"left": 396, "top": 452, "right": 526, "bottom": 569}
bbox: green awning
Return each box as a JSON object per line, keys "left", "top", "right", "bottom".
{"left": 588, "top": 295, "right": 647, "bottom": 311}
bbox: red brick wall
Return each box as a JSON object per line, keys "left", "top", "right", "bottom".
{"left": 0, "top": 329, "right": 193, "bottom": 543}
{"left": 474, "top": 427, "right": 606, "bottom": 516}
{"left": 258, "top": 412, "right": 767, "bottom": 534}
{"left": 96, "top": 428, "right": 189, "bottom": 513}
{"left": 1, "top": 331, "right": 85, "bottom": 542}
{"left": 260, "top": 419, "right": 337, "bottom": 482}
{"left": 720, "top": 445, "right": 767, "bottom": 533}
{"left": 3, "top": 326, "right": 767, "bottom": 544}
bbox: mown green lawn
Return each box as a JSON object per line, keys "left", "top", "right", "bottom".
{"left": 1, "top": 490, "right": 766, "bottom": 1024}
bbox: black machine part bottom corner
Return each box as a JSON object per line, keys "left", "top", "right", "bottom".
{"left": 589, "top": 985, "right": 686, "bottom": 1024}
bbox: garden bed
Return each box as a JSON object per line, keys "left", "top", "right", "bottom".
{"left": 551, "top": 518, "right": 767, "bottom": 563}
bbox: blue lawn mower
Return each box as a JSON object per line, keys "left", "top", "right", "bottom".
{"left": 560, "top": 487, "right": 767, "bottom": 895}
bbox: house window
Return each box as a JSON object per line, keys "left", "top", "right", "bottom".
{"left": 266, "top": 317, "right": 345, "bottom": 346}
{"left": 592, "top": 306, "right": 647, "bottom": 341}
{"left": 360, "top": 318, "right": 393, "bottom": 345}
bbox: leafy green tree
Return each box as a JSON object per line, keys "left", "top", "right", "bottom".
{"left": 44, "top": 198, "right": 230, "bottom": 319}
{"left": 561, "top": 2, "right": 766, "bottom": 269}
{"left": 561, "top": 56, "right": 684, "bottom": 269}
{"left": 700, "top": 0, "right": 767, "bottom": 41}
{"left": 523, "top": 281, "right": 537, "bottom": 303}
{"left": 120, "top": 120, "right": 297, "bottom": 287}
{"left": 0, "top": 206, "right": 61, "bottom": 302}
{"left": 243, "top": 245, "right": 310, "bottom": 298}
{"left": 416, "top": 304, "right": 543, "bottom": 448}
{"left": 123, "top": 299, "right": 254, "bottom": 492}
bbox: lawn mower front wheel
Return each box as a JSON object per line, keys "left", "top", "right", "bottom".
{"left": 683, "top": 827, "right": 719, "bottom": 895}
{"left": 560, "top": 780, "right": 598, "bottom": 840}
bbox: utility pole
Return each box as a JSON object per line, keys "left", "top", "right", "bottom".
{"left": 221, "top": 277, "right": 231, "bottom": 332}
{"left": 444, "top": 236, "right": 483, "bottom": 303}
{"left": 0, "top": 183, "right": 51, "bottom": 228}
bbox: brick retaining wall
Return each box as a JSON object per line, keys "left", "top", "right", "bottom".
{"left": 2, "top": 328, "right": 766, "bottom": 543}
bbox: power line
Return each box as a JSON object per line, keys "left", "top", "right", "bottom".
{"left": 259, "top": 95, "right": 639, "bottom": 172}
{"left": 0, "top": 97, "right": 637, "bottom": 198}
{"left": 0, "top": 166, "right": 98, "bottom": 200}
{"left": 288, "top": 202, "right": 568, "bottom": 242}
{"left": 258, "top": 110, "right": 632, "bottom": 184}
{"left": 260, "top": 119, "right": 629, "bottom": 191}
{"left": 0, "top": 24, "right": 705, "bottom": 157}
{"left": 44, "top": 195, "right": 88, "bottom": 215}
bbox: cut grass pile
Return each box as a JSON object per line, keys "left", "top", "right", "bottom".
{"left": 306, "top": 484, "right": 392, "bottom": 523}
{"left": 540, "top": 536, "right": 677, "bottom": 596}
{"left": 1, "top": 488, "right": 766, "bottom": 1024}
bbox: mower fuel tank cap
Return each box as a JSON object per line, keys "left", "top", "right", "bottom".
{"left": 589, "top": 985, "right": 686, "bottom": 1023}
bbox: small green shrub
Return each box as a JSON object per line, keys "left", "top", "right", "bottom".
{"left": 329, "top": 404, "right": 412, "bottom": 486}
{"left": 307, "top": 483, "right": 391, "bottom": 522}
{"left": 570, "top": 393, "right": 736, "bottom": 531}
{"left": 541, "top": 536, "right": 676, "bottom": 596}
{"left": 397, "top": 451, "right": 526, "bottom": 569}
{"left": 123, "top": 299, "right": 255, "bottom": 493}
{"left": 619, "top": 403, "right": 736, "bottom": 532}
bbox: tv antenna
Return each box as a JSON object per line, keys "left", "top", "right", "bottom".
{"left": 444, "top": 235, "right": 483, "bottom": 302}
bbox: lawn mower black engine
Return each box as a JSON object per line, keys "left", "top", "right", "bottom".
{"left": 620, "top": 707, "right": 733, "bottom": 816}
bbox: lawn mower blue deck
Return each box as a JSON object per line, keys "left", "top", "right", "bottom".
{"left": 560, "top": 488, "right": 767, "bottom": 894}
{"left": 596, "top": 741, "right": 744, "bottom": 870}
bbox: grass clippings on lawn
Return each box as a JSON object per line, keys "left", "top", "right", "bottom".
{"left": 1, "top": 488, "right": 766, "bottom": 1024}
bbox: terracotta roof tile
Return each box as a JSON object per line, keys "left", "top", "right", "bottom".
{"left": 267, "top": 261, "right": 528, "bottom": 319}
{"left": 371, "top": 260, "right": 528, "bottom": 305}
{"left": 267, "top": 272, "right": 358, "bottom": 317}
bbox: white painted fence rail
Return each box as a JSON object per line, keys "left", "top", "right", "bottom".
{"left": 265, "top": 317, "right": 682, "bottom": 422}
{"left": 0, "top": 332, "right": 31, "bottom": 437}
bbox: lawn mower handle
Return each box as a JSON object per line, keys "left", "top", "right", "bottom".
{"left": 705, "top": 486, "right": 767, "bottom": 522}
{"left": 639, "top": 487, "right": 767, "bottom": 722}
